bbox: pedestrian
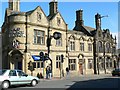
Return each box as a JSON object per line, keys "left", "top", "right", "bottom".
{"left": 48, "top": 65, "right": 52, "bottom": 79}
{"left": 66, "top": 67, "right": 69, "bottom": 79}
{"left": 62, "top": 69, "right": 64, "bottom": 77}
{"left": 46, "top": 66, "right": 49, "bottom": 79}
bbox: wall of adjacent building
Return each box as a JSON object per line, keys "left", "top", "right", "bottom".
{"left": 0, "top": 32, "right": 2, "bottom": 69}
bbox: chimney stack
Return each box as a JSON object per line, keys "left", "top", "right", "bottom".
{"left": 9, "top": 0, "right": 20, "bottom": 11}
{"left": 49, "top": 0, "right": 58, "bottom": 16}
{"left": 75, "top": 9, "right": 84, "bottom": 27}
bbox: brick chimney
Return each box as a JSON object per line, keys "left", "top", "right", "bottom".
{"left": 75, "top": 9, "right": 84, "bottom": 27}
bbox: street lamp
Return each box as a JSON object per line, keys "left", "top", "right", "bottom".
{"left": 94, "top": 13, "right": 108, "bottom": 75}
{"left": 47, "top": 26, "right": 61, "bottom": 77}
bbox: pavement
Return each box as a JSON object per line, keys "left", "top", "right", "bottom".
{"left": 40, "top": 73, "right": 113, "bottom": 81}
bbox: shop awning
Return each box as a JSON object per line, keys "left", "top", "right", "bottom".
{"left": 32, "top": 55, "right": 40, "bottom": 61}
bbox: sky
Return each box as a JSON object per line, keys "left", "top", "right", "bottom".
{"left": 0, "top": 0, "right": 119, "bottom": 47}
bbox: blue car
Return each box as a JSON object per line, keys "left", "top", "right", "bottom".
{"left": 0, "top": 69, "right": 40, "bottom": 89}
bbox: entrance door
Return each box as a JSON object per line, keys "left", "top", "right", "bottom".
{"left": 79, "top": 64, "right": 83, "bottom": 74}
{"left": 18, "top": 62, "right": 22, "bottom": 70}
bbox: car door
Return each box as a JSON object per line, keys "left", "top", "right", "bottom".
{"left": 17, "top": 70, "right": 31, "bottom": 84}
{"left": 8, "top": 70, "right": 20, "bottom": 85}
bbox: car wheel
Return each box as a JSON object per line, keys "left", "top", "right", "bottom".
{"left": 2, "top": 81, "right": 10, "bottom": 89}
{"left": 31, "top": 80, "right": 37, "bottom": 87}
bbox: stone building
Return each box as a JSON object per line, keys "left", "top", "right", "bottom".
{"left": 1, "top": 0, "right": 117, "bottom": 77}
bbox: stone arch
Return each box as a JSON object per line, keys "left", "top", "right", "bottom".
{"left": 79, "top": 36, "right": 85, "bottom": 41}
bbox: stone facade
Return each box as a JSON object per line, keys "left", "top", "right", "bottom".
{"left": 1, "top": 0, "right": 117, "bottom": 77}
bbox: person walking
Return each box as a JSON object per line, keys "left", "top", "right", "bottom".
{"left": 48, "top": 65, "right": 52, "bottom": 79}
{"left": 66, "top": 67, "right": 69, "bottom": 79}
{"left": 46, "top": 66, "right": 49, "bottom": 79}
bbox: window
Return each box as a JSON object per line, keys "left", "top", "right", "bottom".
{"left": 17, "top": 70, "right": 26, "bottom": 76}
{"left": 9, "top": 70, "right": 17, "bottom": 76}
{"left": 32, "top": 61, "right": 43, "bottom": 68}
{"left": 88, "top": 43, "right": 92, "bottom": 51}
{"left": 34, "top": 30, "right": 45, "bottom": 45}
{"left": 80, "top": 43, "right": 84, "bottom": 51}
{"left": 33, "top": 62, "right": 36, "bottom": 68}
{"left": 56, "top": 55, "right": 61, "bottom": 68}
{"left": 98, "top": 41, "right": 102, "bottom": 52}
{"left": 37, "top": 12, "right": 42, "bottom": 21}
{"left": 57, "top": 17, "right": 61, "bottom": 26}
{"left": 70, "top": 41, "right": 75, "bottom": 51}
{"left": 88, "top": 59, "right": 93, "bottom": 69}
{"left": 37, "top": 62, "right": 40, "bottom": 68}
{"left": 100, "top": 59, "right": 104, "bottom": 69}
{"left": 106, "top": 43, "right": 111, "bottom": 53}
{"left": 69, "top": 59, "right": 76, "bottom": 71}
{"left": 106, "top": 58, "right": 109, "bottom": 69}
{"left": 110, "top": 60, "right": 112, "bottom": 68}
{"left": 56, "top": 37, "right": 62, "bottom": 46}
{"left": 112, "top": 47, "right": 116, "bottom": 54}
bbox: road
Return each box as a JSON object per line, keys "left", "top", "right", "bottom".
{"left": 8, "top": 74, "right": 119, "bottom": 90}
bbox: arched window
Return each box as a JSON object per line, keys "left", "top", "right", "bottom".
{"left": 106, "top": 43, "right": 111, "bottom": 53}
{"left": 80, "top": 37, "right": 85, "bottom": 51}
{"left": 98, "top": 41, "right": 102, "bottom": 53}
{"left": 69, "top": 35, "right": 75, "bottom": 51}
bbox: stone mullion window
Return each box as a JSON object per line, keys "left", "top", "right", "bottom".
{"left": 80, "top": 43, "right": 84, "bottom": 51}
{"left": 56, "top": 55, "right": 61, "bottom": 68}
{"left": 88, "top": 59, "right": 93, "bottom": 69}
{"left": 56, "top": 36, "right": 62, "bottom": 46}
{"left": 70, "top": 41, "right": 75, "bottom": 51}
{"left": 34, "top": 30, "right": 45, "bottom": 45}
{"left": 69, "top": 59, "right": 76, "bottom": 71}
{"left": 88, "top": 43, "right": 92, "bottom": 51}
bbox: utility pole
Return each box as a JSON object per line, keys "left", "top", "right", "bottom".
{"left": 47, "top": 24, "right": 61, "bottom": 77}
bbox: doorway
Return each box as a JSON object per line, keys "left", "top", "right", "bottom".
{"left": 79, "top": 64, "right": 83, "bottom": 74}
{"left": 18, "top": 61, "right": 22, "bottom": 70}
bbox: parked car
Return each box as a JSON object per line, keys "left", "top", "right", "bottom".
{"left": 0, "top": 69, "right": 40, "bottom": 89}
{"left": 112, "top": 69, "right": 120, "bottom": 76}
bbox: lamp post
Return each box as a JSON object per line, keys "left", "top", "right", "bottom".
{"left": 95, "top": 13, "right": 108, "bottom": 75}
{"left": 47, "top": 26, "right": 61, "bottom": 77}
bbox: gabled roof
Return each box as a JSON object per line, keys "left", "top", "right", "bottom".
{"left": 83, "top": 26, "right": 95, "bottom": 31}
{"left": 47, "top": 13, "right": 57, "bottom": 20}
{"left": 68, "top": 29, "right": 85, "bottom": 36}
{"left": 47, "top": 11, "right": 66, "bottom": 24}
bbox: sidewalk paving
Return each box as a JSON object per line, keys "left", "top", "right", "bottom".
{"left": 39, "top": 73, "right": 112, "bottom": 81}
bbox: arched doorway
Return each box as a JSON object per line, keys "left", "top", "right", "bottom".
{"left": 9, "top": 50, "right": 23, "bottom": 70}
{"left": 78, "top": 54, "right": 84, "bottom": 75}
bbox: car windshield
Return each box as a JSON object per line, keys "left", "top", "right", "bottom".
{"left": 0, "top": 70, "right": 7, "bottom": 75}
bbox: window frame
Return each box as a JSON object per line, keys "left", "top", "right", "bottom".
{"left": 33, "top": 29, "right": 45, "bottom": 45}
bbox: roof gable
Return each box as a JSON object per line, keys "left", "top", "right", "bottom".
{"left": 48, "top": 12, "right": 67, "bottom": 30}
{"left": 27, "top": 6, "right": 49, "bottom": 26}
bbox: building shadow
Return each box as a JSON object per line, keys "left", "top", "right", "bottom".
{"left": 66, "top": 77, "right": 120, "bottom": 90}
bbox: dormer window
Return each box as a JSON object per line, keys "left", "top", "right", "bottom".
{"left": 57, "top": 17, "right": 61, "bottom": 26}
{"left": 37, "top": 12, "right": 42, "bottom": 22}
